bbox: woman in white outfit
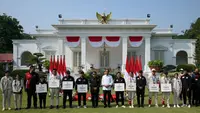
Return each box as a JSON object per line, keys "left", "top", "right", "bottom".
{"left": 126, "top": 72, "right": 136, "bottom": 108}
{"left": 12, "top": 74, "right": 23, "bottom": 110}
{"left": 172, "top": 73, "right": 182, "bottom": 108}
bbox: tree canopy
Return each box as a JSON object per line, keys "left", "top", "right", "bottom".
{"left": 0, "top": 13, "right": 33, "bottom": 53}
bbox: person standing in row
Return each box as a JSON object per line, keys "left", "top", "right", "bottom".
{"left": 90, "top": 71, "right": 101, "bottom": 108}
{"left": 114, "top": 72, "right": 126, "bottom": 108}
{"left": 181, "top": 70, "right": 192, "bottom": 108}
{"left": 172, "top": 73, "right": 182, "bottom": 108}
{"left": 0, "top": 70, "right": 13, "bottom": 111}
{"left": 76, "top": 71, "right": 89, "bottom": 108}
{"left": 160, "top": 71, "right": 171, "bottom": 108}
{"left": 101, "top": 69, "right": 113, "bottom": 108}
{"left": 136, "top": 70, "right": 146, "bottom": 108}
{"left": 62, "top": 70, "right": 75, "bottom": 108}
{"left": 194, "top": 73, "right": 200, "bottom": 106}
{"left": 37, "top": 76, "right": 48, "bottom": 109}
{"left": 24, "top": 66, "right": 39, "bottom": 109}
{"left": 148, "top": 69, "right": 160, "bottom": 108}
{"left": 126, "top": 72, "right": 136, "bottom": 108}
{"left": 191, "top": 68, "right": 199, "bottom": 105}
{"left": 49, "top": 69, "right": 61, "bottom": 109}
{"left": 12, "top": 74, "right": 23, "bottom": 110}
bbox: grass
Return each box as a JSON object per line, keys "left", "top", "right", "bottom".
{"left": 0, "top": 89, "right": 200, "bottom": 113}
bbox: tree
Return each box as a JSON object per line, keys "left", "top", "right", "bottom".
{"left": 0, "top": 13, "right": 33, "bottom": 53}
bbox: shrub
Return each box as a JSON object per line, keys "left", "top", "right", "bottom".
{"left": 176, "top": 64, "right": 196, "bottom": 72}
{"left": 10, "top": 69, "right": 29, "bottom": 79}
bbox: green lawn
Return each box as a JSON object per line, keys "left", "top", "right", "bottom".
{"left": 0, "top": 90, "right": 200, "bottom": 113}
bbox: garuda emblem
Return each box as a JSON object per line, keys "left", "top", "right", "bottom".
{"left": 96, "top": 12, "right": 112, "bottom": 24}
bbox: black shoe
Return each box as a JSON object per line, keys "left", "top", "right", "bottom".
{"left": 19, "top": 108, "right": 21, "bottom": 110}
{"left": 26, "top": 107, "right": 30, "bottom": 109}
{"left": 63, "top": 106, "right": 66, "bottom": 109}
{"left": 138, "top": 105, "right": 141, "bottom": 108}
{"left": 108, "top": 105, "right": 111, "bottom": 108}
{"left": 141, "top": 105, "right": 144, "bottom": 108}
{"left": 34, "top": 107, "right": 37, "bottom": 109}
{"left": 70, "top": 106, "right": 73, "bottom": 108}
{"left": 50, "top": 105, "right": 53, "bottom": 109}
{"left": 56, "top": 105, "right": 59, "bottom": 109}
{"left": 15, "top": 108, "right": 18, "bottom": 110}
{"left": 104, "top": 105, "right": 107, "bottom": 108}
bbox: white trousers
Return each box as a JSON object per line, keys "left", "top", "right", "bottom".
{"left": 13, "top": 93, "right": 22, "bottom": 108}
{"left": 173, "top": 91, "right": 181, "bottom": 105}
{"left": 162, "top": 92, "right": 170, "bottom": 105}
{"left": 50, "top": 88, "right": 60, "bottom": 106}
{"left": 127, "top": 91, "right": 136, "bottom": 105}
{"left": 149, "top": 92, "right": 158, "bottom": 105}
{"left": 2, "top": 89, "right": 12, "bottom": 108}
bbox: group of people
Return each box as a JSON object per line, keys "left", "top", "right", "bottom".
{"left": 1, "top": 66, "right": 200, "bottom": 111}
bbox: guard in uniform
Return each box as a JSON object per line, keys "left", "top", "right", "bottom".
{"left": 136, "top": 70, "right": 146, "bottom": 108}
{"left": 181, "top": 70, "right": 192, "bottom": 108}
{"left": 62, "top": 70, "right": 75, "bottom": 108}
{"left": 148, "top": 68, "right": 160, "bottom": 108}
{"left": 76, "top": 71, "right": 89, "bottom": 108}
{"left": 114, "top": 72, "right": 126, "bottom": 108}
{"left": 0, "top": 70, "right": 13, "bottom": 111}
{"left": 160, "top": 71, "right": 171, "bottom": 108}
{"left": 90, "top": 71, "right": 101, "bottom": 108}
{"left": 24, "top": 66, "right": 39, "bottom": 109}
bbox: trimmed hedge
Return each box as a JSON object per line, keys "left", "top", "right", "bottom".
{"left": 9, "top": 69, "right": 29, "bottom": 79}
{"left": 176, "top": 64, "right": 196, "bottom": 72}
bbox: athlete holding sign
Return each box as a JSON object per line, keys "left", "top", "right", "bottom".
{"left": 126, "top": 72, "right": 136, "bottom": 108}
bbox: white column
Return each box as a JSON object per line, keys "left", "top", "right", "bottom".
{"left": 122, "top": 36, "right": 127, "bottom": 73}
{"left": 13, "top": 43, "right": 18, "bottom": 69}
{"left": 144, "top": 35, "right": 151, "bottom": 72}
{"left": 81, "top": 36, "right": 86, "bottom": 72}
{"left": 58, "top": 38, "right": 64, "bottom": 55}
{"left": 191, "top": 42, "right": 195, "bottom": 64}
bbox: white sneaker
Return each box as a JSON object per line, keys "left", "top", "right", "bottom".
{"left": 129, "top": 106, "right": 132, "bottom": 108}
{"left": 148, "top": 105, "right": 151, "bottom": 107}
{"left": 8, "top": 108, "right": 11, "bottom": 110}
{"left": 155, "top": 104, "right": 159, "bottom": 108}
{"left": 177, "top": 104, "right": 180, "bottom": 108}
{"left": 116, "top": 105, "right": 119, "bottom": 108}
{"left": 162, "top": 105, "right": 165, "bottom": 108}
{"left": 188, "top": 105, "right": 191, "bottom": 108}
{"left": 131, "top": 105, "right": 134, "bottom": 108}
{"left": 84, "top": 105, "right": 87, "bottom": 108}
{"left": 174, "top": 105, "right": 176, "bottom": 108}
{"left": 77, "top": 106, "right": 80, "bottom": 108}
{"left": 121, "top": 105, "right": 126, "bottom": 108}
{"left": 181, "top": 104, "right": 186, "bottom": 107}
{"left": 167, "top": 105, "right": 170, "bottom": 108}
{"left": 2, "top": 108, "right": 5, "bottom": 111}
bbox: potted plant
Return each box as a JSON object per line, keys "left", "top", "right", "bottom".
{"left": 148, "top": 60, "right": 163, "bottom": 71}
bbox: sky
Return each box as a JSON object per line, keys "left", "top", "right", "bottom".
{"left": 0, "top": 0, "right": 200, "bottom": 34}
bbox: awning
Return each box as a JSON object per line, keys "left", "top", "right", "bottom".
{"left": 129, "top": 36, "right": 143, "bottom": 47}
{"left": 0, "top": 54, "right": 13, "bottom": 63}
{"left": 65, "top": 36, "right": 80, "bottom": 47}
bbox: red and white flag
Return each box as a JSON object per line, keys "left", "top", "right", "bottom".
{"left": 139, "top": 55, "right": 142, "bottom": 70}
{"left": 104, "top": 36, "right": 120, "bottom": 47}
{"left": 124, "top": 56, "right": 130, "bottom": 82}
{"left": 88, "top": 36, "right": 104, "bottom": 47}
{"left": 49, "top": 55, "right": 53, "bottom": 77}
{"left": 130, "top": 56, "right": 135, "bottom": 75}
{"left": 57, "top": 55, "right": 60, "bottom": 76}
{"left": 60, "top": 55, "right": 63, "bottom": 78}
{"left": 66, "top": 36, "right": 80, "bottom": 47}
{"left": 53, "top": 55, "right": 57, "bottom": 70}
{"left": 63, "top": 55, "right": 67, "bottom": 76}
{"left": 129, "top": 36, "right": 143, "bottom": 47}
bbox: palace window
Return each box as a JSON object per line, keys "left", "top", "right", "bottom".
{"left": 21, "top": 51, "right": 32, "bottom": 66}
{"left": 73, "top": 52, "right": 81, "bottom": 67}
{"left": 154, "top": 50, "right": 164, "bottom": 62}
{"left": 100, "top": 51, "right": 109, "bottom": 68}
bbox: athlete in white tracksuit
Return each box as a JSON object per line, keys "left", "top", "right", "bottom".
{"left": 49, "top": 69, "right": 61, "bottom": 109}
{"left": 172, "top": 73, "right": 182, "bottom": 108}
{"left": 160, "top": 72, "right": 171, "bottom": 108}
{"left": 126, "top": 72, "right": 136, "bottom": 108}
{"left": 0, "top": 71, "right": 13, "bottom": 111}
{"left": 12, "top": 74, "right": 23, "bottom": 110}
{"left": 148, "top": 69, "right": 160, "bottom": 107}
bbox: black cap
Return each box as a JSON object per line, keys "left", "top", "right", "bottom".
{"left": 138, "top": 70, "right": 143, "bottom": 73}
{"left": 66, "top": 70, "right": 70, "bottom": 75}
{"left": 5, "top": 70, "right": 9, "bottom": 73}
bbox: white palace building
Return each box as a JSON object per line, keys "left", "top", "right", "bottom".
{"left": 12, "top": 16, "right": 196, "bottom": 73}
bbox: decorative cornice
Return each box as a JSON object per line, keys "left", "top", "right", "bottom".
{"left": 151, "top": 45, "right": 168, "bottom": 51}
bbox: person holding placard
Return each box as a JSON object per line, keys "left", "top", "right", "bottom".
{"left": 160, "top": 71, "right": 171, "bottom": 108}
{"left": 24, "top": 66, "right": 39, "bottom": 109}
{"left": 90, "top": 71, "right": 101, "bottom": 108}
{"left": 49, "top": 69, "right": 61, "bottom": 109}
{"left": 75, "top": 71, "right": 89, "bottom": 108}
{"left": 114, "top": 72, "right": 126, "bottom": 108}
{"left": 37, "top": 76, "right": 48, "bottom": 109}
{"left": 181, "top": 70, "right": 192, "bottom": 108}
{"left": 12, "top": 74, "right": 23, "bottom": 110}
{"left": 148, "top": 68, "right": 160, "bottom": 108}
{"left": 172, "top": 73, "right": 182, "bottom": 108}
{"left": 101, "top": 69, "right": 113, "bottom": 108}
{"left": 1, "top": 70, "right": 13, "bottom": 111}
{"left": 62, "top": 70, "right": 75, "bottom": 108}
{"left": 126, "top": 72, "right": 136, "bottom": 108}
{"left": 136, "top": 70, "right": 146, "bottom": 108}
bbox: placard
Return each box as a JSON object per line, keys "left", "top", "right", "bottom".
{"left": 161, "top": 84, "right": 172, "bottom": 92}
{"left": 62, "top": 81, "right": 73, "bottom": 90}
{"left": 126, "top": 82, "right": 136, "bottom": 91}
{"left": 114, "top": 83, "right": 125, "bottom": 91}
{"left": 149, "top": 84, "right": 159, "bottom": 92}
{"left": 36, "top": 84, "right": 47, "bottom": 93}
{"left": 49, "top": 79, "right": 60, "bottom": 88}
{"left": 77, "top": 84, "right": 88, "bottom": 93}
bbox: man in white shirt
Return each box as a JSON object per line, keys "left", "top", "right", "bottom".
{"left": 101, "top": 69, "right": 113, "bottom": 108}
